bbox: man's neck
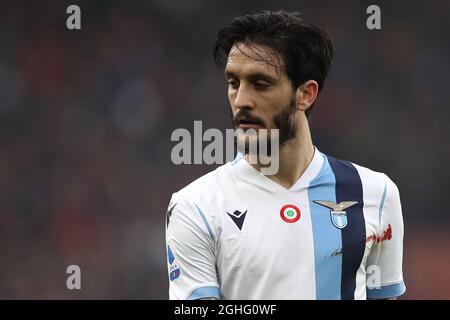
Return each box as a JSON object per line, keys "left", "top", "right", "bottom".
{"left": 246, "top": 120, "right": 315, "bottom": 190}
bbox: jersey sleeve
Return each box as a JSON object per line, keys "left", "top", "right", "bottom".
{"left": 165, "top": 192, "right": 220, "bottom": 300}
{"left": 366, "top": 176, "right": 406, "bottom": 299}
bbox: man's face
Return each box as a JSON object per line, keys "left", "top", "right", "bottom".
{"left": 225, "top": 42, "right": 298, "bottom": 151}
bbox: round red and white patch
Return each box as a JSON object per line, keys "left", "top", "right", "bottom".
{"left": 280, "top": 204, "right": 301, "bottom": 223}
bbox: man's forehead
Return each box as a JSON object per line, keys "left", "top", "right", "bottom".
{"left": 226, "top": 43, "right": 284, "bottom": 77}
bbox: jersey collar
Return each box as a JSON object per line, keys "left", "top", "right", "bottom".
{"left": 230, "top": 146, "right": 325, "bottom": 193}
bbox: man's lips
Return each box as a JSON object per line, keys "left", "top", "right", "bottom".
{"left": 236, "top": 119, "right": 264, "bottom": 129}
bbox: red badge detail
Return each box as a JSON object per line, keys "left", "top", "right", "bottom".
{"left": 280, "top": 204, "right": 301, "bottom": 223}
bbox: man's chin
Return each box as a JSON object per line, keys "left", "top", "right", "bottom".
{"left": 235, "top": 137, "right": 276, "bottom": 155}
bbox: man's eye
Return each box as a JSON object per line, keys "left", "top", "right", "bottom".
{"left": 228, "top": 80, "right": 239, "bottom": 89}
{"left": 254, "top": 82, "right": 270, "bottom": 90}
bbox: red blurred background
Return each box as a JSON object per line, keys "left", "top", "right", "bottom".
{"left": 0, "top": 0, "right": 449, "bottom": 299}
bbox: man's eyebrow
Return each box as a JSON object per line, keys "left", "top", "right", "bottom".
{"left": 224, "top": 70, "right": 237, "bottom": 79}
{"left": 247, "top": 73, "right": 278, "bottom": 83}
{"left": 224, "top": 71, "right": 278, "bottom": 83}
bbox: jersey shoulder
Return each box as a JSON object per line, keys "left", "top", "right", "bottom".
{"left": 324, "top": 153, "right": 400, "bottom": 202}
{"left": 173, "top": 161, "right": 233, "bottom": 202}
{"left": 167, "top": 162, "right": 236, "bottom": 238}
{"left": 351, "top": 160, "right": 399, "bottom": 196}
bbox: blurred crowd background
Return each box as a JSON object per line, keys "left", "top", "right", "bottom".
{"left": 0, "top": 0, "right": 449, "bottom": 299}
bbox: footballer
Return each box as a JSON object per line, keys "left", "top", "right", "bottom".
{"left": 165, "top": 10, "right": 405, "bottom": 300}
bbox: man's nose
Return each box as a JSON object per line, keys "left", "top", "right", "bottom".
{"left": 234, "top": 85, "right": 255, "bottom": 110}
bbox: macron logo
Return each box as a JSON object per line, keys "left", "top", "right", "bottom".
{"left": 226, "top": 210, "right": 247, "bottom": 231}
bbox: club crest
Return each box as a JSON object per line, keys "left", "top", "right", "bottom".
{"left": 313, "top": 200, "right": 359, "bottom": 229}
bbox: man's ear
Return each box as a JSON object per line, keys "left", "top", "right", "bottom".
{"left": 295, "top": 80, "right": 319, "bottom": 112}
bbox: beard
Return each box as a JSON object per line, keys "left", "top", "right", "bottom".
{"left": 231, "top": 94, "right": 298, "bottom": 156}
{"left": 272, "top": 94, "right": 298, "bottom": 147}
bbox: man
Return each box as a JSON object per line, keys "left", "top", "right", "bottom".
{"left": 165, "top": 10, "right": 405, "bottom": 300}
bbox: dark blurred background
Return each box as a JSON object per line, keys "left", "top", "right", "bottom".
{"left": 0, "top": 0, "right": 449, "bottom": 299}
